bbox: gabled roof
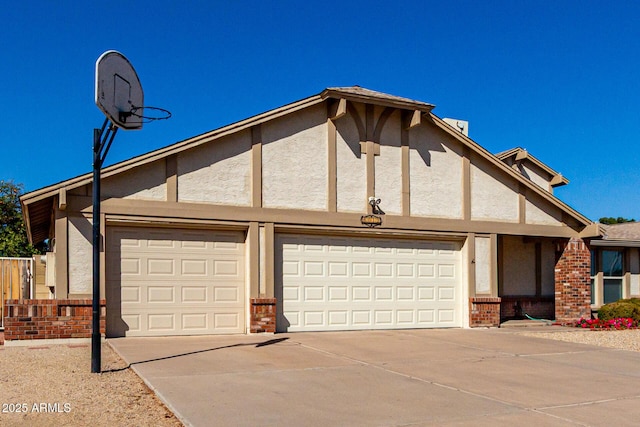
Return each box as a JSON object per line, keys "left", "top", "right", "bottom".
{"left": 495, "top": 147, "right": 569, "bottom": 188}
{"left": 321, "top": 86, "right": 435, "bottom": 113}
{"left": 21, "top": 86, "right": 597, "bottom": 244}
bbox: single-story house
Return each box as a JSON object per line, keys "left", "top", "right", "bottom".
{"left": 589, "top": 222, "right": 640, "bottom": 307}
{"left": 14, "top": 86, "right": 602, "bottom": 340}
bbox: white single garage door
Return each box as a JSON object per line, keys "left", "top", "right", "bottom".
{"left": 106, "top": 227, "right": 245, "bottom": 337}
{"left": 276, "top": 234, "right": 462, "bottom": 332}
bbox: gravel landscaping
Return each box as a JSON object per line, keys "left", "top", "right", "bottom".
{"left": 1, "top": 328, "right": 638, "bottom": 426}
{"left": 518, "top": 327, "right": 640, "bottom": 352}
{"left": 0, "top": 341, "right": 181, "bottom": 427}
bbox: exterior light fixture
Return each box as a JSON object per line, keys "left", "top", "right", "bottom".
{"left": 368, "top": 197, "right": 385, "bottom": 215}
{"left": 362, "top": 197, "right": 383, "bottom": 227}
{"left": 361, "top": 214, "right": 382, "bottom": 227}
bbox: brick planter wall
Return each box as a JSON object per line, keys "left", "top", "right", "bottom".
{"left": 500, "top": 296, "right": 555, "bottom": 321}
{"left": 469, "top": 297, "right": 501, "bottom": 327}
{"left": 555, "top": 237, "right": 591, "bottom": 323}
{"left": 250, "top": 298, "right": 276, "bottom": 333}
{"left": 3, "top": 299, "right": 106, "bottom": 341}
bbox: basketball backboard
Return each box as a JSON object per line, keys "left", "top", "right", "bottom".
{"left": 95, "top": 50, "right": 144, "bottom": 130}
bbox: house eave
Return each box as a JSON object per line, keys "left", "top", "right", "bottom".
{"left": 590, "top": 239, "right": 640, "bottom": 248}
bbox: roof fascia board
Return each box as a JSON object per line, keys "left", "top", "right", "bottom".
{"left": 429, "top": 113, "right": 593, "bottom": 229}
{"left": 590, "top": 239, "right": 640, "bottom": 248}
{"left": 21, "top": 200, "right": 33, "bottom": 244}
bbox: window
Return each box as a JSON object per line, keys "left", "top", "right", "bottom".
{"left": 590, "top": 250, "right": 596, "bottom": 305}
{"left": 602, "top": 250, "right": 623, "bottom": 304}
{"left": 590, "top": 248, "right": 625, "bottom": 305}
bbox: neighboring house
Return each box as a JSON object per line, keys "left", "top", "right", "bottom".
{"left": 16, "top": 86, "right": 601, "bottom": 340}
{"left": 589, "top": 222, "right": 640, "bottom": 307}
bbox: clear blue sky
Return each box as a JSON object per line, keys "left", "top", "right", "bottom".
{"left": 2, "top": 1, "right": 639, "bottom": 221}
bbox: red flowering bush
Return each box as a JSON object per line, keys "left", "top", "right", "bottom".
{"left": 575, "top": 317, "right": 638, "bottom": 330}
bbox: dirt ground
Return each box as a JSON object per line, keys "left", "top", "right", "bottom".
{"left": 0, "top": 341, "right": 182, "bottom": 427}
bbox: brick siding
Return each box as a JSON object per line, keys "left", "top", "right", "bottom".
{"left": 3, "top": 299, "right": 106, "bottom": 341}
{"left": 554, "top": 237, "right": 591, "bottom": 323}
{"left": 469, "top": 297, "right": 501, "bottom": 327}
{"left": 500, "top": 296, "right": 555, "bottom": 321}
{"left": 250, "top": 298, "right": 276, "bottom": 333}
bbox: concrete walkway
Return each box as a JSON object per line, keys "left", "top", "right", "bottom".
{"left": 109, "top": 328, "right": 640, "bottom": 426}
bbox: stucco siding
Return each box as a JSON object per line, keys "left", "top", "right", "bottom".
{"left": 525, "top": 193, "right": 563, "bottom": 226}
{"left": 68, "top": 216, "right": 92, "bottom": 294}
{"left": 336, "top": 110, "right": 366, "bottom": 212}
{"left": 541, "top": 240, "right": 556, "bottom": 295}
{"left": 475, "top": 236, "right": 491, "bottom": 294}
{"left": 102, "top": 161, "right": 166, "bottom": 200}
{"left": 521, "top": 163, "right": 550, "bottom": 191}
{"left": 178, "top": 130, "right": 252, "bottom": 206}
{"left": 470, "top": 157, "right": 518, "bottom": 221}
{"left": 501, "top": 236, "right": 535, "bottom": 295}
{"left": 375, "top": 111, "right": 402, "bottom": 215}
{"left": 262, "top": 104, "right": 327, "bottom": 210}
{"left": 409, "top": 124, "right": 463, "bottom": 218}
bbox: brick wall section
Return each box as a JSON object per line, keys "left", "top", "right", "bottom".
{"left": 469, "top": 297, "right": 501, "bottom": 327}
{"left": 250, "top": 298, "right": 276, "bottom": 333}
{"left": 555, "top": 237, "right": 591, "bottom": 323}
{"left": 500, "top": 296, "right": 555, "bottom": 321}
{"left": 3, "top": 299, "right": 106, "bottom": 341}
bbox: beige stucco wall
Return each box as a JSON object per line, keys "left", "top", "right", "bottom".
{"left": 409, "top": 124, "right": 463, "bottom": 218}
{"left": 178, "top": 129, "right": 252, "bottom": 206}
{"left": 68, "top": 215, "right": 92, "bottom": 294}
{"left": 501, "top": 236, "right": 535, "bottom": 295}
{"left": 336, "top": 110, "right": 366, "bottom": 212}
{"left": 102, "top": 160, "right": 166, "bottom": 200}
{"left": 471, "top": 156, "right": 518, "bottom": 222}
{"left": 501, "top": 237, "right": 555, "bottom": 296}
{"left": 262, "top": 104, "right": 327, "bottom": 210}
{"left": 474, "top": 236, "right": 491, "bottom": 294}
{"left": 375, "top": 111, "right": 402, "bottom": 215}
{"left": 521, "top": 163, "right": 550, "bottom": 191}
{"left": 540, "top": 240, "right": 555, "bottom": 295}
{"left": 525, "top": 193, "right": 563, "bottom": 226}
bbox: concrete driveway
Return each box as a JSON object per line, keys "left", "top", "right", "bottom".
{"left": 109, "top": 328, "right": 640, "bottom": 426}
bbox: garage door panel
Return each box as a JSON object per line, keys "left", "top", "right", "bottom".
{"left": 277, "top": 235, "right": 462, "bottom": 332}
{"left": 122, "top": 314, "right": 141, "bottom": 333}
{"left": 121, "top": 286, "right": 141, "bottom": 303}
{"left": 147, "top": 258, "right": 175, "bottom": 275}
{"left": 107, "top": 227, "right": 245, "bottom": 337}
{"left": 375, "top": 287, "right": 393, "bottom": 300}
{"left": 213, "top": 286, "right": 241, "bottom": 303}
{"left": 213, "top": 312, "right": 242, "bottom": 330}
{"left": 182, "top": 286, "right": 207, "bottom": 303}
{"left": 120, "top": 258, "right": 141, "bottom": 275}
{"left": 181, "top": 259, "right": 208, "bottom": 275}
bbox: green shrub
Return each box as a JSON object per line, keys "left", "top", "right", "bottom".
{"left": 598, "top": 298, "right": 640, "bottom": 322}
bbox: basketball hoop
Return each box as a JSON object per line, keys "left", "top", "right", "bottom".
{"left": 91, "top": 50, "right": 170, "bottom": 374}
{"left": 127, "top": 105, "right": 172, "bottom": 123}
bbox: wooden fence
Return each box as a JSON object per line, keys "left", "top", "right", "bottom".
{"left": 1, "top": 257, "right": 33, "bottom": 328}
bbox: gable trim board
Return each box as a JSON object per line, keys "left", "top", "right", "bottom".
{"left": 20, "top": 86, "right": 601, "bottom": 337}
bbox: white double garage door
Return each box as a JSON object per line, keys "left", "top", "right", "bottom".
{"left": 107, "top": 227, "right": 462, "bottom": 336}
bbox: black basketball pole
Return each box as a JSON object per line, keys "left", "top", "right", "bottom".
{"left": 92, "top": 119, "right": 117, "bottom": 373}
